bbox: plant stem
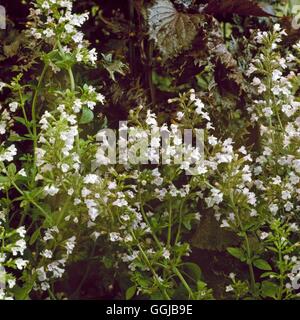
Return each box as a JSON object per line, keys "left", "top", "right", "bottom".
{"left": 175, "top": 200, "right": 184, "bottom": 245}
{"left": 167, "top": 200, "right": 172, "bottom": 247}
{"left": 230, "top": 191, "right": 256, "bottom": 293}
{"left": 68, "top": 67, "right": 75, "bottom": 92}
{"left": 11, "top": 180, "right": 49, "bottom": 219}
{"left": 173, "top": 266, "right": 195, "bottom": 300}
{"left": 31, "top": 63, "right": 49, "bottom": 178}
{"left": 131, "top": 232, "right": 171, "bottom": 300}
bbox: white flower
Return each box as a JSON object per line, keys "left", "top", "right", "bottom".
{"left": 7, "top": 279, "right": 16, "bottom": 289}
{"left": 88, "top": 207, "right": 99, "bottom": 221}
{"left": 18, "top": 168, "right": 27, "bottom": 177}
{"left": 0, "top": 144, "right": 17, "bottom": 162}
{"left": 41, "top": 249, "right": 53, "bottom": 259}
{"left": 73, "top": 99, "right": 82, "bottom": 113}
{"left": 252, "top": 77, "right": 261, "bottom": 86}
{"left": 208, "top": 136, "right": 218, "bottom": 146}
{"left": 16, "top": 226, "right": 26, "bottom": 238}
{"left": 272, "top": 70, "right": 282, "bottom": 82}
{"left": 281, "top": 190, "right": 291, "bottom": 200}
{"left": 72, "top": 32, "right": 84, "bottom": 43}
{"left": 60, "top": 163, "right": 70, "bottom": 173}
{"left": 194, "top": 213, "right": 201, "bottom": 221}
{"left": 229, "top": 273, "right": 236, "bottom": 280}
{"left": 43, "top": 28, "right": 55, "bottom": 38}
{"left": 124, "top": 234, "right": 133, "bottom": 242}
{"left": 0, "top": 82, "right": 6, "bottom": 91}
{"left": 112, "top": 198, "right": 128, "bottom": 207}
{"left": 15, "top": 258, "right": 28, "bottom": 270}
{"left": 225, "top": 285, "right": 234, "bottom": 292}
{"left": 110, "top": 232, "right": 121, "bottom": 242}
{"left": 88, "top": 48, "right": 97, "bottom": 64}
{"left": 108, "top": 181, "right": 117, "bottom": 189}
{"left": 9, "top": 102, "right": 18, "bottom": 112}
{"left": 162, "top": 248, "right": 170, "bottom": 259}
{"left": 44, "top": 185, "right": 59, "bottom": 196}
{"left": 176, "top": 112, "right": 184, "bottom": 121}
{"left": 76, "top": 52, "right": 83, "bottom": 62}
{"left": 262, "top": 107, "right": 273, "bottom": 117}
{"left": 260, "top": 232, "right": 269, "bottom": 240}
{"left": 83, "top": 174, "right": 99, "bottom": 184}
{"left": 220, "top": 219, "right": 230, "bottom": 228}
{"left": 65, "top": 236, "right": 76, "bottom": 255}
{"left": 12, "top": 239, "right": 26, "bottom": 256}
{"left": 96, "top": 93, "right": 105, "bottom": 104}
{"left": 273, "top": 23, "right": 281, "bottom": 32}
{"left": 269, "top": 203, "right": 278, "bottom": 215}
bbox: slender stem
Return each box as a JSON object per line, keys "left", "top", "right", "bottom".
{"left": 48, "top": 288, "right": 57, "bottom": 300}
{"left": 175, "top": 200, "right": 185, "bottom": 245}
{"left": 18, "top": 89, "right": 33, "bottom": 136}
{"left": 72, "top": 243, "right": 96, "bottom": 298}
{"left": 131, "top": 231, "right": 171, "bottom": 300}
{"left": 244, "top": 231, "right": 256, "bottom": 293}
{"left": 68, "top": 67, "right": 75, "bottom": 92}
{"left": 173, "top": 266, "right": 195, "bottom": 300}
{"left": 31, "top": 63, "right": 49, "bottom": 177}
{"left": 147, "top": 41, "right": 156, "bottom": 104}
{"left": 167, "top": 200, "right": 172, "bottom": 247}
{"left": 11, "top": 180, "right": 49, "bottom": 219}
{"left": 138, "top": 187, "right": 162, "bottom": 249}
{"left": 230, "top": 191, "right": 256, "bottom": 293}
{"left": 277, "top": 242, "right": 284, "bottom": 300}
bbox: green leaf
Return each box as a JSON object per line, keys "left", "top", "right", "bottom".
{"left": 260, "top": 272, "right": 277, "bottom": 278}
{"left": 7, "top": 163, "right": 16, "bottom": 176}
{"left": 182, "top": 215, "right": 192, "bottom": 230}
{"left": 13, "top": 279, "right": 35, "bottom": 300}
{"left": 227, "top": 247, "right": 246, "bottom": 262}
{"left": 261, "top": 281, "right": 278, "bottom": 299}
{"left": 101, "top": 53, "right": 128, "bottom": 81}
{"left": 79, "top": 107, "right": 94, "bottom": 124}
{"left": 182, "top": 262, "right": 202, "bottom": 281}
{"left": 14, "top": 116, "right": 27, "bottom": 126}
{"left": 253, "top": 259, "right": 272, "bottom": 271}
{"left": 125, "top": 286, "right": 136, "bottom": 300}
{"left": 0, "top": 176, "right": 10, "bottom": 183}
{"left": 29, "top": 228, "right": 41, "bottom": 245}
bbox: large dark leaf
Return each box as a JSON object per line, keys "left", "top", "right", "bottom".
{"left": 148, "top": 0, "right": 204, "bottom": 59}
{"left": 191, "top": 212, "right": 239, "bottom": 251}
{"left": 203, "top": 0, "right": 274, "bottom": 17}
{"left": 203, "top": 16, "right": 246, "bottom": 95}
{"left": 281, "top": 15, "right": 300, "bottom": 46}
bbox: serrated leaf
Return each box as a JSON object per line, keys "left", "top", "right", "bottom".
{"left": 148, "top": 0, "right": 203, "bottom": 59}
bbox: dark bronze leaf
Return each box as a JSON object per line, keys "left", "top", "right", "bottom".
{"left": 203, "top": 0, "right": 274, "bottom": 18}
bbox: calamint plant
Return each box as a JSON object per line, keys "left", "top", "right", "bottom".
{"left": 0, "top": 0, "right": 299, "bottom": 300}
